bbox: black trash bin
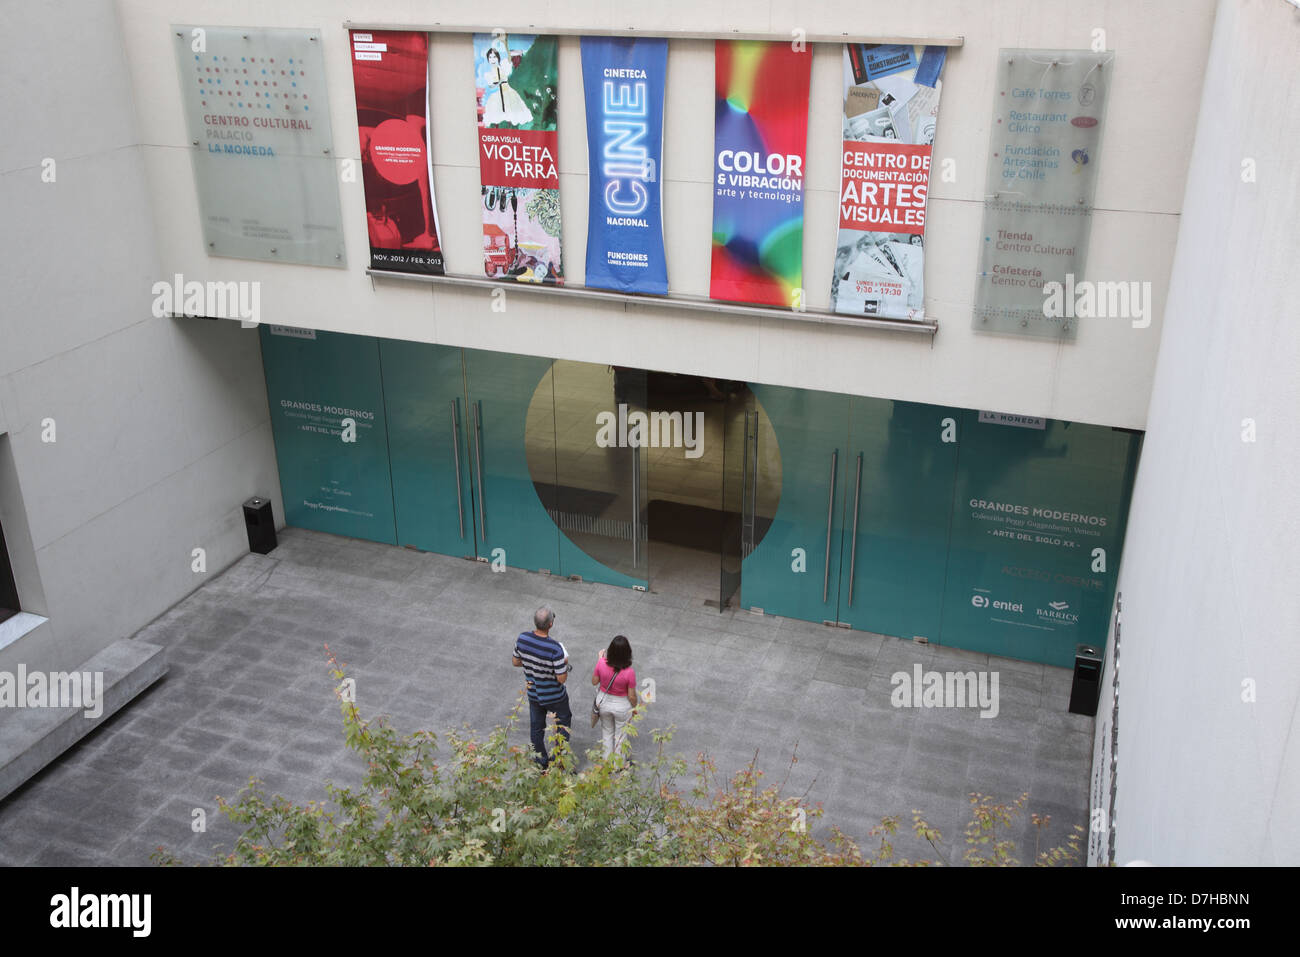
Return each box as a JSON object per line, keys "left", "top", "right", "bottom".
{"left": 1068, "top": 644, "right": 1103, "bottom": 716}
{"left": 242, "top": 497, "right": 277, "bottom": 554}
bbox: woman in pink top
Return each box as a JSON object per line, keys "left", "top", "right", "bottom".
{"left": 591, "top": 635, "right": 638, "bottom": 760}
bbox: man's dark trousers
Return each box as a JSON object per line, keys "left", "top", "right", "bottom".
{"left": 528, "top": 692, "right": 572, "bottom": 770}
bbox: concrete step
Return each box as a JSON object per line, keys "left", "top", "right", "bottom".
{"left": 0, "top": 640, "right": 168, "bottom": 801}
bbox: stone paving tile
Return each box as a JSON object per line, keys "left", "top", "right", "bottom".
{"left": 0, "top": 526, "right": 1094, "bottom": 866}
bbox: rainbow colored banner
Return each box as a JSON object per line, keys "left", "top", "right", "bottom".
{"left": 709, "top": 41, "right": 812, "bottom": 307}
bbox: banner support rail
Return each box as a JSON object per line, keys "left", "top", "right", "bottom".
{"left": 342, "top": 22, "right": 964, "bottom": 47}
{"left": 364, "top": 270, "right": 939, "bottom": 336}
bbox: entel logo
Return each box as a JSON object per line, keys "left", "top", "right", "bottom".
{"left": 971, "top": 594, "right": 990, "bottom": 608}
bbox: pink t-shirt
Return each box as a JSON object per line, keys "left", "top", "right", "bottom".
{"left": 593, "top": 659, "right": 636, "bottom": 698}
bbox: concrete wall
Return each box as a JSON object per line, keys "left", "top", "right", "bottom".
{"left": 117, "top": 0, "right": 1217, "bottom": 429}
{"left": 1105, "top": 0, "right": 1300, "bottom": 866}
{"left": 0, "top": 0, "right": 282, "bottom": 677}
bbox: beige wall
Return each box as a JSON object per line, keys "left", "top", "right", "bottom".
{"left": 0, "top": 0, "right": 283, "bottom": 676}
{"left": 118, "top": 0, "right": 1217, "bottom": 429}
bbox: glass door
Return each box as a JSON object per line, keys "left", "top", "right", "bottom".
{"left": 741, "top": 385, "right": 853, "bottom": 623}
{"left": 836, "top": 397, "right": 961, "bottom": 640}
{"left": 720, "top": 387, "right": 759, "bottom": 609}
{"left": 462, "top": 348, "right": 561, "bottom": 574}
{"left": 378, "top": 339, "right": 476, "bottom": 558}
{"left": 547, "top": 361, "right": 648, "bottom": 588}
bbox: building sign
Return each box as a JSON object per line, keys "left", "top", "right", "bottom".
{"left": 173, "top": 25, "right": 345, "bottom": 267}
{"left": 709, "top": 40, "right": 811, "bottom": 307}
{"left": 268, "top": 324, "right": 316, "bottom": 339}
{"left": 349, "top": 31, "right": 445, "bottom": 275}
{"left": 473, "top": 32, "right": 563, "bottom": 284}
{"left": 831, "top": 44, "right": 947, "bottom": 321}
{"left": 580, "top": 36, "right": 668, "bottom": 294}
{"left": 972, "top": 49, "right": 1113, "bottom": 339}
{"left": 978, "top": 410, "right": 1046, "bottom": 429}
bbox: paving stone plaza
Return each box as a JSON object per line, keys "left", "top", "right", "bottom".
{"left": 0, "top": 528, "right": 1092, "bottom": 865}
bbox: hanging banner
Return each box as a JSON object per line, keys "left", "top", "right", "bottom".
{"left": 709, "top": 41, "right": 811, "bottom": 307}
{"left": 580, "top": 37, "right": 668, "bottom": 294}
{"left": 473, "top": 33, "right": 562, "bottom": 284}
{"left": 349, "top": 30, "right": 444, "bottom": 275}
{"left": 831, "top": 44, "right": 947, "bottom": 321}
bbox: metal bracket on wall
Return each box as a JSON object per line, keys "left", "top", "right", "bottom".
{"left": 343, "top": 22, "right": 964, "bottom": 46}
{"left": 365, "top": 270, "right": 939, "bottom": 337}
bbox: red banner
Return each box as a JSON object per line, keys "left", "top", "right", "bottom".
{"left": 349, "top": 30, "right": 444, "bottom": 275}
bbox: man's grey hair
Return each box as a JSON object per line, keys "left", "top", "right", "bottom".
{"left": 534, "top": 606, "right": 555, "bottom": 631}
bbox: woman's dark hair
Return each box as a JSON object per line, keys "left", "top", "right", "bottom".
{"left": 486, "top": 48, "right": 501, "bottom": 63}
{"left": 606, "top": 635, "right": 633, "bottom": 669}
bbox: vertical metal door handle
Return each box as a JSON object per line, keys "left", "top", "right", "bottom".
{"left": 848, "top": 452, "right": 863, "bottom": 607}
{"left": 472, "top": 400, "right": 487, "bottom": 541}
{"left": 631, "top": 444, "right": 639, "bottom": 568}
{"left": 823, "top": 449, "right": 838, "bottom": 604}
{"left": 450, "top": 400, "right": 465, "bottom": 540}
{"left": 749, "top": 411, "right": 758, "bottom": 532}
{"left": 741, "top": 410, "right": 752, "bottom": 555}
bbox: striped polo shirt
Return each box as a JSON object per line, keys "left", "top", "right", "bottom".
{"left": 514, "top": 631, "right": 571, "bottom": 705}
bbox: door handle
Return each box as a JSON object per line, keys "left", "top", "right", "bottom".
{"left": 450, "top": 400, "right": 465, "bottom": 540}
{"left": 741, "top": 410, "right": 752, "bottom": 557}
{"left": 749, "top": 410, "right": 758, "bottom": 547}
{"left": 848, "top": 452, "right": 863, "bottom": 607}
{"left": 631, "top": 443, "right": 639, "bottom": 568}
{"left": 823, "top": 449, "right": 838, "bottom": 604}
{"left": 471, "top": 400, "right": 487, "bottom": 541}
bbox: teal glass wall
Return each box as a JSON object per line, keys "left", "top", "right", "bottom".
{"left": 259, "top": 330, "right": 1141, "bottom": 668}
{"left": 939, "top": 413, "right": 1141, "bottom": 667}
{"left": 740, "top": 383, "right": 1139, "bottom": 666}
{"left": 259, "top": 327, "right": 396, "bottom": 544}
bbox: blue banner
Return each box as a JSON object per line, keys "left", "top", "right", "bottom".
{"left": 580, "top": 37, "right": 668, "bottom": 294}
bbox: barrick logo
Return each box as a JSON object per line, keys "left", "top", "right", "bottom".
{"left": 1036, "top": 600, "right": 1080, "bottom": 624}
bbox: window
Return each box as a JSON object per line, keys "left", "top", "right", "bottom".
{"left": 0, "top": 517, "right": 18, "bottom": 624}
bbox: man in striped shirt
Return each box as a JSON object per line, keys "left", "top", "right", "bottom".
{"left": 512, "top": 606, "right": 573, "bottom": 770}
